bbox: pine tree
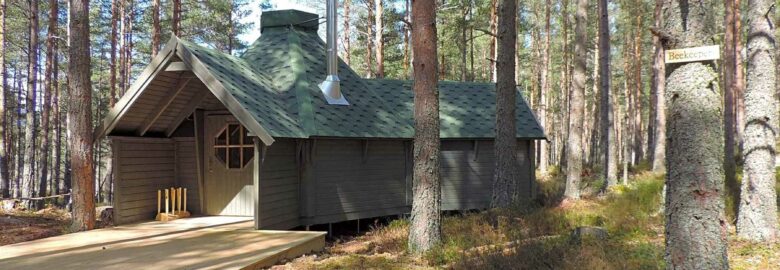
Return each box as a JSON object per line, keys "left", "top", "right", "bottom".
{"left": 599, "top": 0, "right": 617, "bottom": 188}
{"left": 736, "top": 0, "right": 778, "bottom": 242}
{"left": 650, "top": 0, "right": 665, "bottom": 172}
{"left": 491, "top": 0, "right": 518, "bottom": 208}
{"left": 564, "top": 0, "right": 588, "bottom": 200}
{"left": 660, "top": 0, "right": 729, "bottom": 267}
{"left": 408, "top": 0, "right": 441, "bottom": 253}
{"left": 22, "top": 0, "right": 39, "bottom": 204}
{"left": 0, "top": 0, "right": 7, "bottom": 198}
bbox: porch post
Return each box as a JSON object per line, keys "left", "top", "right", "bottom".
{"left": 252, "top": 137, "right": 263, "bottom": 229}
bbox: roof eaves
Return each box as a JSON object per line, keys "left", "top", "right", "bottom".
{"left": 176, "top": 41, "right": 277, "bottom": 146}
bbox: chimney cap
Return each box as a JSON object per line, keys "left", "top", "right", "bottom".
{"left": 261, "top": 9, "right": 320, "bottom": 32}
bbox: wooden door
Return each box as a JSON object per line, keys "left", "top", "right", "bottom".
{"left": 204, "top": 114, "right": 255, "bottom": 216}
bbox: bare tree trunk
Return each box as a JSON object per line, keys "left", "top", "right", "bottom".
{"left": 491, "top": 0, "right": 518, "bottom": 208}
{"left": 68, "top": 0, "right": 95, "bottom": 232}
{"left": 734, "top": 0, "right": 745, "bottom": 156}
{"left": 650, "top": 0, "right": 665, "bottom": 172}
{"left": 151, "top": 0, "right": 160, "bottom": 56}
{"left": 598, "top": 0, "right": 616, "bottom": 188}
{"left": 662, "top": 0, "right": 729, "bottom": 268}
{"left": 118, "top": 0, "right": 126, "bottom": 95}
{"left": 365, "top": 0, "right": 374, "bottom": 78}
{"left": 53, "top": 45, "right": 61, "bottom": 195}
{"left": 23, "top": 0, "right": 40, "bottom": 205}
{"left": 736, "top": 0, "right": 778, "bottom": 242}
{"left": 407, "top": 0, "right": 441, "bottom": 253}
{"left": 538, "top": 0, "right": 550, "bottom": 174}
{"left": 723, "top": 0, "right": 740, "bottom": 209}
{"left": 109, "top": 0, "right": 118, "bottom": 106}
{"left": 172, "top": 0, "right": 181, "bottom": 36}
{"left": 40, "top": 0, "right": 58, "bottom": 203}
{"left": 124, "top": 0, "right": 134, "bottom": 91}
{"left": 488, "top": 0, "right": 497, "bottom": 82}
{"left": 0, "top": 0, "right": 8, "bottom": 198}
{"left": 632, "top": 13, "right": 644, "bottom": 165}
{"left": 374, "top": 0, "right": 383, "bottom": 78}
{"left": 564, "top": 0, "right": 587, "bottom": 200}
{"left": 459, "top": 3, "right": 468, "bottom": 82}
{"left": 343, "top": 0, "right": 351, "bottom": 66}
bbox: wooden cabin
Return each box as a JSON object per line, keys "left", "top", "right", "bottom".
{"left": 94, "top": 10, "right": 545, "bottom": 229}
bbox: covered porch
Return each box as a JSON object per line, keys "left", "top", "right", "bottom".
{"left": 0, "top": 216, "right": 325, "bottom": 269}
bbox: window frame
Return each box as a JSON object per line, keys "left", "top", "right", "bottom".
{"left": 213, "top": 123, "right": 255, "bottom": 170}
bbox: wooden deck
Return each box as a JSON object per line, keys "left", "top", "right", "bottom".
{"left": 0, "top": 216, "right": 326, "bottom": 270}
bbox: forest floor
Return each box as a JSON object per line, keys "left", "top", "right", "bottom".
{"left": 272, "top": 167, "right": 780, "bottom": 270}
{"left": 0, "top": 207, "right": 71, "bottom": 246}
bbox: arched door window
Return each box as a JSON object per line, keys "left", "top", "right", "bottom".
{"left": 214, "top": 124, "right": 254, "bottom": 169}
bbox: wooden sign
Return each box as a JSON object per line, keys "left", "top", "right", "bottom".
{"left": 665, "top": 45, "right": 720, "bottom": 64}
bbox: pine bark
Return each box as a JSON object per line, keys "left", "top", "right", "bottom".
{"left": 538, "top": 0, "right": 550, "bottom": 174}
{"left": 650, "top": 0, "right": 665, "bottom": 172}
{"left": 374, "top": 0, "right": 384, "bottom": 78}
{"left": 598, "top": 0, "right": 616, "bottom": 187}
{"left": 736, "top": 0, "right": 778, "bottom": 242}
{"left": 662, "top": 0, "right": 729, "bottom": 268}
{"left": 40, "top": 0, "right": 58, "bottom": 201}
{"left": 408, "top": 0, "right": 441, "bottom": 253}
{"left": 723, "top": 0, "right": 741, "bottom": 208}
{"left": 0, "top": 0, "right": 7, "bottom": 198}
{"left": 343, "top": 0, "right": 351, "bottom": 65}
{"left": 488, "top": 0, "right": 497, "bottom": 82}
{"left": 109, "top": 0, "right": 118, "bottom": 106}
{"left": 632, "top": 13, "right": 644, "bottom": 165}
{"left": 23, "top": 0, "right": 40, "bottom": 203}
{"left": 491, "top": 0, "right": 518, "bottom": 208}
{"left": 172, "top": 0, "right": 181, "bottom": 36}
{"left": 564, "top": 0, "right": 587, "bottom": 200}
{"left": 151, "top": 0, "right": 160, "bottom": 56}
{"left": 68, "top": 0, "right": 95, "bottom": 232}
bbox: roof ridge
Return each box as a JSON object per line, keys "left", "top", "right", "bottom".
{"left": 286, "top": 28, "right": 317, "bottom": 135}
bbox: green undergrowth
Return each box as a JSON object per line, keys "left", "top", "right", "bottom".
{"left": 284, "top": 167, "right": 779, "bottom": 270}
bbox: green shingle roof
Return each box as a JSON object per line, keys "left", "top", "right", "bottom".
{"left": 176, "top": 10, "right": 545, "bottom": 140}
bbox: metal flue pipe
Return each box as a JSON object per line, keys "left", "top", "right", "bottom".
{"left": 319, "top": 0, "right": 349, "bottom": 105}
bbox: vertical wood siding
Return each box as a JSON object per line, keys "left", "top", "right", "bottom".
{"left": 308, "top": 139, "right": 408, "bottom": 225}
{"left": 440, "top": 140, "right": 494, "bottom": 210}
{"left": 174, "top": 138, "right": 201, "bottom": 214}
{"left": 113, "top": 137, "right": 176, "bottom": 225}
{"left": 258, "top": 139, "right": 300, "bottom": 229}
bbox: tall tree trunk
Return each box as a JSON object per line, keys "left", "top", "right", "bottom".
{"left": 117, "top": 0, "right": 126, "bottom": 95}
{"left": 23, "top": 0, "right": 40, "bottom": 204}
{"left": 736, "top": 0, "right": 778, "bottom": 242}
{"left": 374, "top": 0, "right": 383, "bottom": 78}
{"left": 407, "top": 0, "right": 441, "bottom": 253}
{"left": 491, "top": 0, "right": 518, "bottom": 208}
{"left": 151, "top": 0, "right": 160, "bottom": 56}
{"left": 723, "top": 0, "right": 740, "bottom": 209}
{"left": 459, "top": 4, "right": 468, "bottom": 82}
{"left": 598, "top": 0, "right": 616, "bottom": 187}
{"left": 365, "top": 0, "right": 374, "bottom": 78}
{"left": 172, "top": 0, "right": 181, "bottom": 36}
{"left": 124, "top": 0, "right": 134, "bottom": 91}
{"left": 343, "top": 0, "right": 351, "bottom": 66}
{"left": 488, "top": 0, "right": 497, "bottom": 82}
{"left": 53, "top": 41, "right": 61, "bottom": 196}
{"left": 662, "top": 0, "right": 729, "bottom": 268}
{"left": 564, "top": 0, "right": 587, "bottom": 200}
{"left": 632, "top": 13, "right": 644, "bottom": 165}
{"left": 538, "top": 0, "right": 551, "bottom": 174}
{"left": 40, "top": 0, "right": 58, "bottom": 202}
{"left": 109, "top": 0, "right": 118, "bottom": 106}
{"left": 650, "top": 0, "right": 665, "bottom": 172}
{"left": 734, "top": 0, "right": 745, "bottom": 155}
{"left": 0, "top": 0, "right": 8, "bottom": 198}
{"left": 68, "top": 0, "right": 95, "bottom": 232}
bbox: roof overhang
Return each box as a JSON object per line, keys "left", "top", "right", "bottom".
{"left": 94, "top": 37, "right": 276, "bottom": 146}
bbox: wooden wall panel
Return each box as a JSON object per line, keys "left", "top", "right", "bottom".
{"left": 113, "top": 137, "right": 176, "bottom": 225}
{"left": 258, "top": 139, "right": 300, "bottom": 230}
{"left": 175, "top": 138, "right": 201, "bottom": 214}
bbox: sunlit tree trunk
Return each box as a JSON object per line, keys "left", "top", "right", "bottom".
{"left": 598, "top": 0, "right": 616, "bottom": 187}
{"left": 343, "top": 0, "right": 351, "bottom": 66}
{"left": 661, "top": 0, "right": 729, "bottom": 267}
{"left": 408, "top": 0, "right": 441, "bottom": 253}
{"left": 68, "top": 0, "right": 95, "bottom": 232}
{"left": 736, "top": 0, "right": 778, "bottom": 242}
{"left": 564, "top": 0, "right": 587, "bottom": 200}
{"left": 723, "top": 0, "right": 740, "bottom": 208}
{"left": 40, "top": 0, "right": 58, "bottom": 203}
{"left": 0, "top": 0, "right": 8, "bottom": 198}
{"left": 374, "top": 0, "right": 383, "bottom": 78}
{"left": 650, "top": 0, "right": 665, "bottom": 172}
{"left": 492, "top": 0, "right": 518, "bottom": 208}
{"left": 538, "top": 0, "right": 551, "bottom": 174}
{"left": 22, "top": 0, "right": 40, "bottom": 204}
{"left": 151, "top": 0, "right": 160, "bottom": 56}
{"left": 172, "top": 0, "right": 181, "bottom": 36}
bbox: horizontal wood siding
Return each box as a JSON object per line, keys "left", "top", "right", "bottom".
{"left": 259, "top": 139, "right": 300, "bottom": 229}
{"left": 113, "top": 137, "right": 176, "bottom": 225}
{"left": 175, "top": 138, "right": 201, "bottom": 214}
{"left": 310, "top": 140, "right": 407, "bottom": 225}
{"left": 440, "top": 140, "right": 493, "bottom": 210}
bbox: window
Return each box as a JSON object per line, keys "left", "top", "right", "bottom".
{"left": 214, "top": 124, "right": 254, "bottom": 169}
